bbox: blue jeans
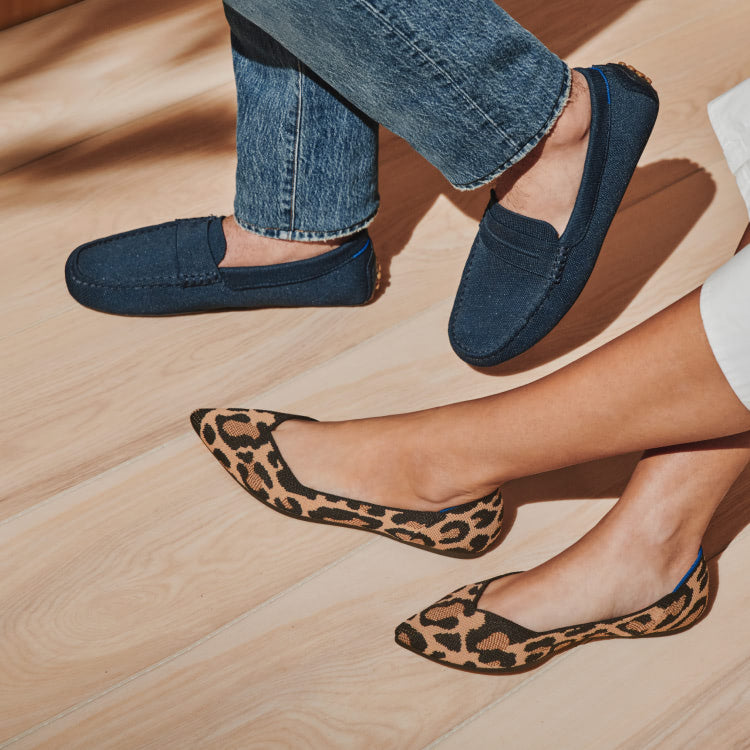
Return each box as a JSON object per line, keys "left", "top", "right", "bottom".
{"left": 224, "top": 1, "right": 570, "bottom": 241}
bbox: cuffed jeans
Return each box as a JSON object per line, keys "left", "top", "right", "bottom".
{"left": 224, "top": 0, "right": 570, "bottom": 240}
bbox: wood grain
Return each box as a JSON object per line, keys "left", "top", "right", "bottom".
{"left": 0, "top": 0, "right": 82, "bottom": 31}
{"left": 2, "top": 0, "right": 750, "bottom": 747}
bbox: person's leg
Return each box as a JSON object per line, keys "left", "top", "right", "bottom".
{"left": 479, "top": 433, "right": 750, "bottom": 629}
{"left": 394, "top": 434, "right": 747, "bottom": 671}
{"left": 221, "top": 4, "right": 379, "bottom": 267}
{"left": 65, "top": 6, "right": 381, "bottom": 315}
{"left": 274, "top": 277, "right": 750, "bottom": 510}
{"left": 226, "top": 0, "right": 572, "bottom": 201}
{"left": 225, "top": 0, "right": 657, "bottom": 364}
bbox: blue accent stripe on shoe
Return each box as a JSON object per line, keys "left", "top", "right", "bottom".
{"left": 591, "top": 66, "right": 611, "bottom": 104}
{"left": 351, "top": 239, "right": 371, "bottom": 259}
{"left": 672, "top": 547, "right": 703, "bottom": 593}
{"left": 440, "top": 506, "right": 458, "bottom": 514}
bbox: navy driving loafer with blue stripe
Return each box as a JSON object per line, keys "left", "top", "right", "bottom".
{"left": 449, "top": 63, "right": 659, "bottom": 367}
{"left": 65, "top": 216, "right": 379, "bottom": 315}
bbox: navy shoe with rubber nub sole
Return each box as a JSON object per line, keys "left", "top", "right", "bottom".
{"left": 65, "top": 216, "right": 379, "bottom": 315}
{"left": 449, "top": 63, "right": 659, "bottom": 367}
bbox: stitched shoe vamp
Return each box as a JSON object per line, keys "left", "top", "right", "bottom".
{"left": 449, "top": 213, "right": 561, "bottom": 364}
{"left": 68, "top": 217, "right": 221, "bottom": 288}
{"left": 65, "top": 217, "right": 224, "bottom": 315}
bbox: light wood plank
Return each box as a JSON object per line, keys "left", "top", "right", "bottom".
{"left": 3, "top": 0, "right": 750, "bottom": 746}
{"left": 9, "top": 487, "right": 750, "bottom": 749}
{"left": 0, "top": 0, "right": 232, "bottom": 174}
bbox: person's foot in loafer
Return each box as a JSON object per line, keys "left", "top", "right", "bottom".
{"left": 449, "top": 62, "right": 659, "bottom": 367}
{"left": 219, "top": 215, "right": 340, "bottom": 267}
{"left": 65, "top": 214, "right": 379, "bottom": 316}
{"left": 493, "top": 68, "right": 592, "bottom": 238}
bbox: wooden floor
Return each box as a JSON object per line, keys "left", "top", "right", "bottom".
{"left": 2, "top": 0, "right": 750, "bottom": 747}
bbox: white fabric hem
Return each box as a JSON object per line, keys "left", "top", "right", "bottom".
{"left": 699, "top": 244, "right": 750, "bottom": 411}
{"left": 708, "top": 78, "right": 750, "bottom": 219}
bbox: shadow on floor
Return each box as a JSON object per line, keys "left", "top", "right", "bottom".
{"left": 0, "top": 0, "right": 226, "bottom": 87}
{"left": 479, "top": 160, "right": 717, "bottom": 373}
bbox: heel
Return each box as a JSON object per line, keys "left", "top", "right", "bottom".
{"left": 364, "top": 255, "right": 382, "bottom": 304}
{"left": 607, "top": 61, "right": 658, "bottom": 106}
{"left": 615, "top": 61, "right": 652, "bottom": 85}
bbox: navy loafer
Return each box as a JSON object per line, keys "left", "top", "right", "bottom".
{"left": 449, "top": 63, "right": 659, "bottom": 366}
{"left": 65, "top": 216, "right": 379, "bottom": 315}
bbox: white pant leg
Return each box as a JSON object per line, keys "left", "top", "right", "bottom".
{"left": 700, "top": 245, "right": 750, "bottom": 410}
{"left": 699, "top": 80, "right": 750, "bottom": 411}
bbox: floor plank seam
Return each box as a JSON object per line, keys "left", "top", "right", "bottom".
{"left": 0, "top": 435, "right": 182, "bottom": 528}
{"left": 609, "top": 2, "right": 719, "bottom": 60}
{"left": 2, "top": 296, "right": 452, "bottom": 517}
{"left": 0, "top": 80, "right": 235, "bottom": 179}
{"left": 626, "top": 162, "right": 705, "bottom": 208}
{"left": 232, "top": 299, "right": 452, "bottom": 407}
{"left": 633, "top": 654, "right": 750, "bottom": 750}
{"left": 0, "top": 537, "right": 375, "bottom": 748}
{"left": 0, "top": 304, "right": 74, "bottom": 345}
{"left": 422, "top": 651, "right": 576, "bottom": 749}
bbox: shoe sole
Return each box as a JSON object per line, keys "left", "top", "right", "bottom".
{"left": 398, "top": 615, "right": 704, "bottom": 675}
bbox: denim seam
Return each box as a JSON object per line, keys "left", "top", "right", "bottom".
{"left": 352, "top": 0, "right": 515, "bottom": 147}
{"left": 289, "top": 60, "right": 304, "bottom": 233}
{"left": 452, "top": 63, "right": 572, "bottom": 191}
{"left": 234, "top": 205, "right": 379, "bottom": 240}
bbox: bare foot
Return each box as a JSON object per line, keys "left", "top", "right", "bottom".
{"left": 273, "top": 412, "right": 500, "bottom": 511}
{"left": 219, "top": 216, "right": 343, "bottom": 267}
{"left": 478, "top": 511, "right": 699, "bottom": 633}
{"left": 494, "top": 69, "right": 591, "bottom": 237}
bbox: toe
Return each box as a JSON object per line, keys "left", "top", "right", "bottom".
{"left": 71, "top": 222, "right": 180, "bottom": 286}
{"left": 190, "top": 408, "right": 215, "bottom": 438}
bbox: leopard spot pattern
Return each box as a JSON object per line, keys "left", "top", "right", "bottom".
{"left": 192, "top": 408, "right": 503, "bottom": 557}
{"left": 396, "top": 559, "right": 709, "bottom": 673}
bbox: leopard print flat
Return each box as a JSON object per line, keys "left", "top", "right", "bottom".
{"left": 395, "top": 548, "right": 708, "bottom": 673}
{"left": 190, "top": 408, "right": 503, "bottom": 557}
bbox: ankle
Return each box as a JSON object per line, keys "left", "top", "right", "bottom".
{"left": 545, "top": 69, "right": 591, "bottom": 148}
{"left": 400, "top": 412, "right": 501, "bottom": 507}
{"left": 220, "top": 216, "right": 343, "bottom": 268}
{"left": 605, "top": 517, "right": 701, "bottom": 584}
